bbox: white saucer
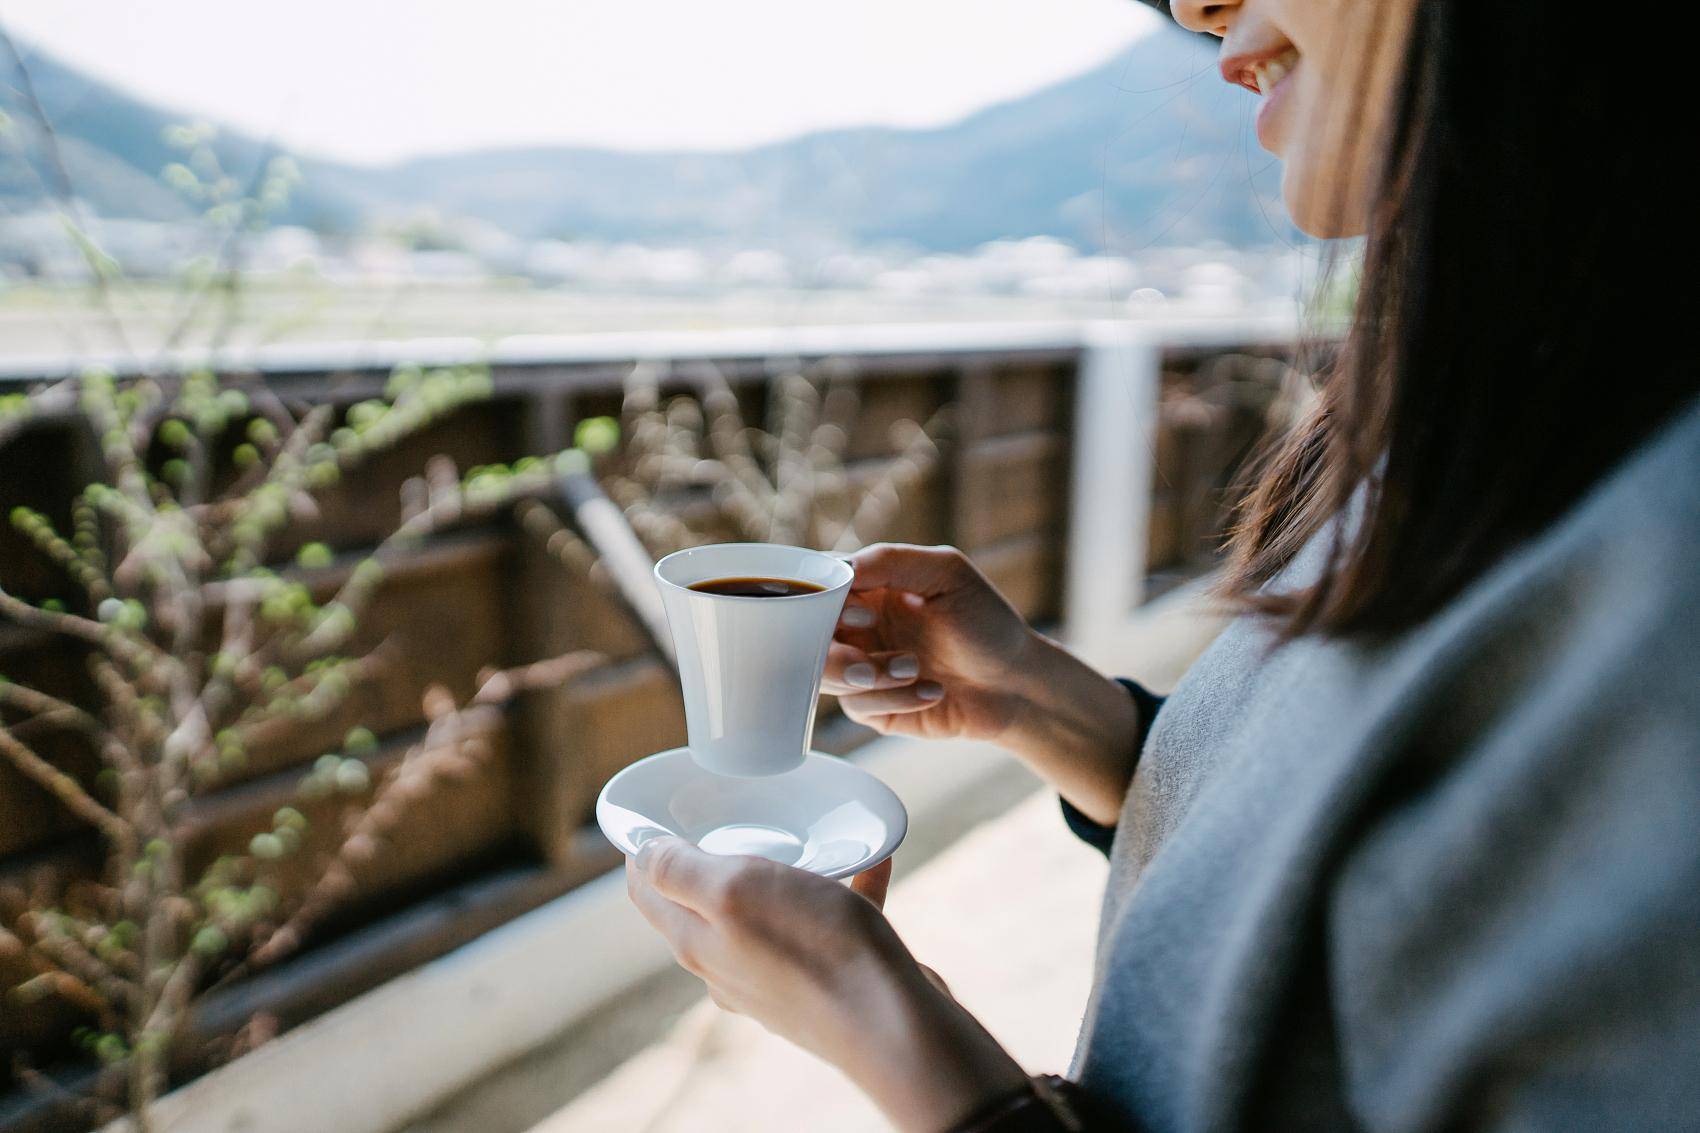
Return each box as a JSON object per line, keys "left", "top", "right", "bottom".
{"left": 596, "top": 748, "right": 908, "bottom": 879}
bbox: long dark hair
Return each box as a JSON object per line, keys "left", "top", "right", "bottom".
{"left": 1219, "top": 0, "right": 1699, "bottom": 638}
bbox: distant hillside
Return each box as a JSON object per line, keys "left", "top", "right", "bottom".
{"left": 0, "top": 46, "right": 362, "bottom": 231}
{"left": 2, "top": 28, "right": 1291, "bottom": 252}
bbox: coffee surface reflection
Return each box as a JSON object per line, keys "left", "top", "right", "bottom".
{"left": 688, "top": 576, "right": 826, "bottom": 598}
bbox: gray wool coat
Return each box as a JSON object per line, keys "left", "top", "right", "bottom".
{"left": 1066, "top": 397, "right": 1700, "bottom": 1131}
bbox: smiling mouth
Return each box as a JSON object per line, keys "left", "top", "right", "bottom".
{"left": 1248, "top": 48, "right": 1301, "bottom": 97}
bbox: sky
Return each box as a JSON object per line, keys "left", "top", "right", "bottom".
{"left": 0, "top": 0, "right": 1159, "bottom": 165}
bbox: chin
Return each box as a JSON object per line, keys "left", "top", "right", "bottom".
{"left": 1282, "top": 162, "right": 1370, "bottom": 240}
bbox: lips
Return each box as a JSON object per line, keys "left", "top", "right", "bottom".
{"left": 1252, "top": 50, "right": 1300, "bottom": 151}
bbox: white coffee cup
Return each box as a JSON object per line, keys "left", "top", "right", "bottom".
{"left": 654, "top": 543, "right": 853, "bottom": 778}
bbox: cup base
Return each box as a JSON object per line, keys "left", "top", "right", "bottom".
{"left": 696, "top": 822, "right": 805, "bottom": 864}
{"left": 687, "top": 750, "right": 807, "bottom": 779}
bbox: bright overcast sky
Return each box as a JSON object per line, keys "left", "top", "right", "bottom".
{"left": 0, "top": 0, "right": 1159, "bottom": 165}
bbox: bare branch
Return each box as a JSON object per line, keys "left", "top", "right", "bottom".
{"left": 286, "top": 461, "right": 559, "bottom": 658}
{"left": 155, "top": 137, "right": 284, "bottom": 366}
{"left": 0, "top": 725, "right": 132, "bottom": 847}
{"left": 15, "top": 909, "right": 137, "bottom": 1005}
{"left": 86, "top": 657, "right": 155, "bottom": 773}
{"left": 137, "top": 950, "right": 200, "bottom": 1044}
{"left": 0, "top": 680, "right": 114, "bottom": 749}
{"left": 223, "top": 647, "right": 390, "bottom": 754}
{"left": 0, "top": 583, "right": 171, "bottom": 676}
{"left": 0, "top": 378, "right": 77, "bottom": 450}
{"left": 198, "top": 388, "right": 322, "bottom": 513}
{"left": 471, "top": 649, "right": 603, "bottom": 705}
{"left": 0, "top": 23, "right": 136, "bottom": 361}
{"left": 230, "top": 650, "right": 600, "bottom": 980}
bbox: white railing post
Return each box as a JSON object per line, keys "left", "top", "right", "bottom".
{"left": 1063, "top": 321, "right": 1160, "bottom": 654}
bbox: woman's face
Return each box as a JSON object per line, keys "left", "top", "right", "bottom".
{"left": 1170, "top": 0, "right": 1414, "bottom": 238}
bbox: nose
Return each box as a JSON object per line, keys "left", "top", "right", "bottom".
{"left": 1170, "top": 0, "right": 1238, "bottom": 37}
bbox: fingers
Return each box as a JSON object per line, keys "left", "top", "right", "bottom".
{"left": 822, "top": 642, "right": 923, "bottom": 695}
{"left": 847, "top": 543, "right": 971, "bottom": 598}
{"left": 836, "top": 592, "right": 925, "bottom": 639}
{"left": 837, "top": 602, "right": 877, "bottom": 630}
{"left": 837, "top": 682, "right": 945, "bottom": 723}
{"left": 850, "top": 856, "right": 893, "bottom": 911}
{"left": 835, "top": 593, "right": 926, "bottom": 665}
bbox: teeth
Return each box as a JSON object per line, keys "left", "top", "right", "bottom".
{"left": 1251, "top": 49, "right": 1299, "bottom": 95}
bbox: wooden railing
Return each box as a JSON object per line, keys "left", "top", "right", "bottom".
{"left": 0, "top": 318, "right": 1300, "bottom": 1129}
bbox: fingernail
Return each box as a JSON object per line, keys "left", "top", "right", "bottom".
{"left": 840, "top": 606, "right": 875, "bottom": 628}
{"left": 887, "top": 654, "right": 919, "bottom": 680}
{"left": 635, "top": 835, "right": 679, "bottom": 867}
{"left": 917, "top": 681, "right": 945, "bottom": 702}
{"left": 845, "top": 662, "right": 878, "bottom": 689}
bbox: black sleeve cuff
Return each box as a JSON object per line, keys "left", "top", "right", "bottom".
{"left": 1061, "top": 796, "right": 1118, "bottom": 857}
{"left": 1058, "top": 679, "right": 1165, "bottom": 858}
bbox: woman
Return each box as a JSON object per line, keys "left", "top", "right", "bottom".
{"left": 626, "top": 0, "right": 1700, "bottom": 1128}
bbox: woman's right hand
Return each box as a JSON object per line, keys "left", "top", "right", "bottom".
{"left": 824, "top": 543, "right": 1143, "bottom": 826}
{"left": 822, "top": 543, "right": 1040, "bottom": 742}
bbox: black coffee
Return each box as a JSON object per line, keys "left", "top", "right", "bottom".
{"left": 689, "top": 575, "right": 825, "bottom": 598}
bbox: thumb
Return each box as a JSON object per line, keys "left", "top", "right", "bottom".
{"left": 635, "top": 835, "right": 737, "bottom": 912}
{"left": 850, "top": 856, "right": 894, "bottom": 910}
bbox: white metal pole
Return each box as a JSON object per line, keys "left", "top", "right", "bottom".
{"left": 1063, "top": 321, "right": 1160, "bottom": 654}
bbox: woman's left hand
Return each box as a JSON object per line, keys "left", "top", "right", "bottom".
{"left": 626, "top": 837, "right": 1029, "bottom": 1131}
{"left": 625, "top": 836, "right": 903, "bottom": 1065}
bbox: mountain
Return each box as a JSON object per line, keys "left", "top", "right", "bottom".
{"left": 1, "top": 29, "right": 1291, "bottom": 253}
{"left": 0, "top": 45, "right": 361, "bottom": 231}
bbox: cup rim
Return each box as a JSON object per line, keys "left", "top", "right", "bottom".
{"left": 652, "top": 542, "right": 854, "bottom": 602}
